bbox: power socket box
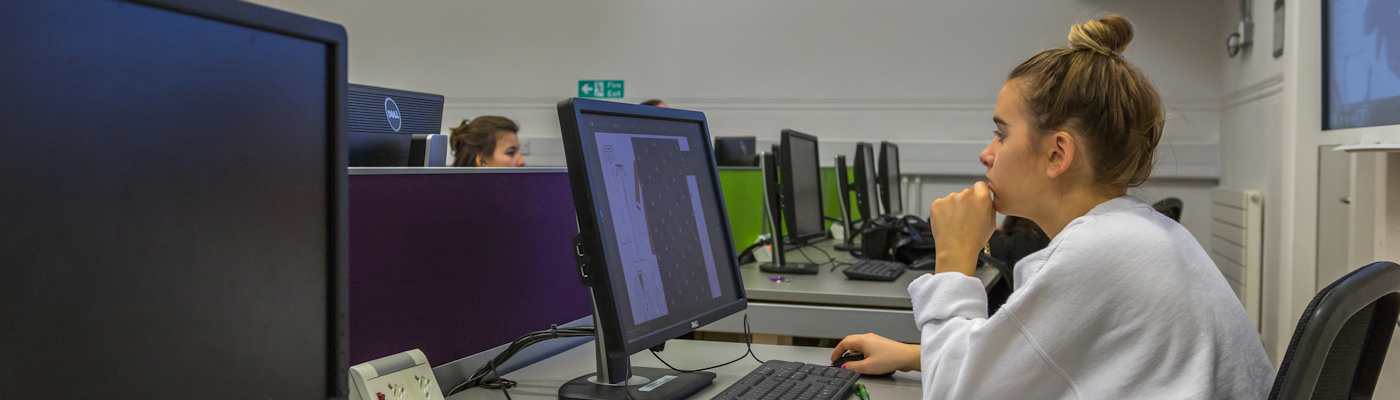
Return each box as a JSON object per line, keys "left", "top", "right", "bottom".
{"left": 349, "top": 349, "right": 444, "bottom": 400}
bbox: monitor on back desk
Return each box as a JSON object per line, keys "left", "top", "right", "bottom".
{"left": 853, "top": 142, "right": 882, "bottom": 221}
{"left": 877, "top": 141, "right": 903, "bottom": 216}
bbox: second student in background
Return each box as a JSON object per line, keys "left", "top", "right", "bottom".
{"left": 450, "top": 116, "right": 525, "bottom": 167}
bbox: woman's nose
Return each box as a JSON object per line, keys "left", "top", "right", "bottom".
{"left": 979, "top": 147, "right": 993, "bottom": 168}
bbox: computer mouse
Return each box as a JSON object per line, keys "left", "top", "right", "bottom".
{"left": 908, "top": 257, "right": 937, "bottom": 270}
{"left": 831, "top": 352, "right": 895, "bottom": 378}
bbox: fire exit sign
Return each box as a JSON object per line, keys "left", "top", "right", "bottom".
{"left": 578, "top": 80, "right": 624, "bottom": 98}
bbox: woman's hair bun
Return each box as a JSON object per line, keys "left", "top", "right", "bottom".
{"left": 1068, "top": 15, "right": 1133, "bottom": 57}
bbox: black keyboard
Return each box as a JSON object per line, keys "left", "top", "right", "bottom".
{"left": 710, "top": 360, "right": 858, "bottom": 400}
{"left": 841, "top": 259, "right": 907, "bottom": 281}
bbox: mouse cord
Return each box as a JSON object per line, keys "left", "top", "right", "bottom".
{"left": 792, "top": 243, "right": 853, "bottom": 272}
{"left": 792, "top": 243, "right": 840, "bottom": 268}
{"left": 651, "top": 314, "right": 764, "bottom": 372}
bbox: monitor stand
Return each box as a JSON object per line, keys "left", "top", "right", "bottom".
{"left": 559, "top": 316, "right": 714, "bottom": 400}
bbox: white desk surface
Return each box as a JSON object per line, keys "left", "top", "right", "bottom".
{"left": 739, "top": 240, "right": 998, "bottom": 309}
{"left": 695, "top": 240, "right": 997, "bottom": 343}
{"left": 446, "top": 340, "right": 924, "bottom": 400}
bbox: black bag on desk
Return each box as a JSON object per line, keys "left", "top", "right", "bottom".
{"left": 859, "top": 216, "right": 935, "bottom": 264}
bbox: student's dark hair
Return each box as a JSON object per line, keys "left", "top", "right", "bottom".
{"left": 449, "top": 116, "right": 519, "bottom": 167}
{"left": 640, "top": 99, "right": 665, "bottom": 106}
{"left": 1008, "top": 15, "right": 1164, "bottom": 187}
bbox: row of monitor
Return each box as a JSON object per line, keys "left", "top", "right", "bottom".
{"left": 773, "top": 129, "right": 904, "bottom": 246}
{"left": 556, "top": 99, "right": 911, "bottom": 399}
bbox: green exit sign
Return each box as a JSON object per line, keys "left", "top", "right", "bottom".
{"left": 578, "top": 80, "right": 624, "bottom": 98}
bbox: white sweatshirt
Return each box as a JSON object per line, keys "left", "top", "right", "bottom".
{"left": 909, "top": 196, "right": 1274, "bottom": 399}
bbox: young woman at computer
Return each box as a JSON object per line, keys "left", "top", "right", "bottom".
{"left": 832, "top": 15, "right": 1272, "bottom": 398}
{"left": 449, "top": 116, "right": 526, "bottom": 167}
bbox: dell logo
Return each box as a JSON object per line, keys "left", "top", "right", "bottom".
{"left": 384, "top": 98, "right": 402, "bottom": 132}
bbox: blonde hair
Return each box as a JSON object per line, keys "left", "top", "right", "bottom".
{"left": 1008, "top": 15, "right": 1164, "bottom": 187}
{"left": 448, "top": 116, "right": 518, "bottom": 167}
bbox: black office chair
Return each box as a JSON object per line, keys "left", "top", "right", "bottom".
{"left": 1269, "top": 261, "right": 1400, "bottom": 399}
{"left": 1151, "top": 197, "right": 1183, "bottom": 222}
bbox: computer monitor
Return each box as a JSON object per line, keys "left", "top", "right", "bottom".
{"left": 832, "top": 155, "right": 857, "bottom": 251}
{"left": 348, "top": 84, "right": 446, "bottom": 166}
{"left": 1324, "top": 0, "right": 1400, "bottom": 130}
{"left": 853, "top": 142, "right": 882, "bottom": 220}
{"left": 757, "top": 151, "right": 819, "bottom": 275}
{"left": 779, "top": 129, "right": 827, "bottom": 244}
{"left": 0, "top": 0, "right": 347, "bottom": 398}
{"left": 557, "top": 98, "right": 747, "bottom": 399}
{"left": 878, "top": 141, "right": 903, "bottom": 216}
{"left": 714, "top": 136, "right": 759, "bottom": 166}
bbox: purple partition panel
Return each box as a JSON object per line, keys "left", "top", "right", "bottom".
{"left": 348, "top": 170, "right": 591, "bottom": 365}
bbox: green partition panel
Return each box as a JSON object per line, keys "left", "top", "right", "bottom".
{"left": 717, "top": 167, "right": 858, "bottom": 251}
{"left": 717, "top": 168, "right": 765, "bottom": 250}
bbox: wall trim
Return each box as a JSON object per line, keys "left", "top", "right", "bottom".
{"left": 445, "top": 97, "right": 1220, "bottom": 112}
{"left": 1222, "top": 75, "right": 1286, "bottom": 110}
{"left": 515, "top": 137, "right": 1219, "bottom": 179}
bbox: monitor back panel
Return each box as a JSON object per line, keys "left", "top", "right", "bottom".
{"left": 348, "top": 170, "right": 591, "bottom": 365}
{"left": 348, "top": 84, "right": 445, "bottom": 166}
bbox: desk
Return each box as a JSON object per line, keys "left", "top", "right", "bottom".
{"left": 447, "top": 340, "right": 924, "bottom": 400}
{"left": 700, "top": 240, "right": 998, "bottom": 343}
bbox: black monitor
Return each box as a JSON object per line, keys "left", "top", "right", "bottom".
{"left": 853, "top": 142, "right": 882, "bottom": 220}
{"left": 714, "top": 136, "right": 759, "bottom": 166}
{"left": 348, "top": 84, "right": 446, "bottom": 166}
{"left": 878, "top": 141, "right": 903, "bottom": 216}
{"left": 779, "top": 129, "right": 827, "bottom": 244}
{"left": 0, "top": 0, "right": 348, "bottom": 398}
{"left": 832, "top": 155, "right": 857, "bottom": 251}
{"left": 557, "top": 98, "right": 747, "bottom": 399}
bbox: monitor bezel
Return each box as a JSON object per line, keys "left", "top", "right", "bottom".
{"left": 59, "top": 0, "right": 349, "bottom": 397}
{"left": 779, "top": 129, "right": 829, "bottom": 244}
{"left": 878, "top": 141, "right": 902, "bottom": 216}
{"left": 557, "top": 98, "right": 747, "bottom": 360}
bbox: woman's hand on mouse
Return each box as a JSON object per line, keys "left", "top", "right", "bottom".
{"left": 831, "top": 333, "right": 919, "bottom": 375}
{"left": 928, "top": 181, "right": 996, "bottom": 276}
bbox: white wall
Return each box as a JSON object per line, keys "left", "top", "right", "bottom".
{"left": 250, "top": 0, "right": 1226, "bottom": 246}
{"left": 249, "top": 0, "right": 1223, "bottom": 143}
{"left": 1218, "top": 0, "right": 1320, "bottom": 371}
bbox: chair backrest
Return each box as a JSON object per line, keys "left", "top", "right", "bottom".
{"left": 1269, "top": 261, "right": 1400, "bottom": 399}
{"left": 1151, "top": 197, "right": 1184, "bottom": 222}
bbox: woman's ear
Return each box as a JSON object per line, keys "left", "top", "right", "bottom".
{"left": 1044, "top": 131, "right": 1076, "bottom": 179}
{"left": 474, "top": 154, "right": 485, "bottom": 167}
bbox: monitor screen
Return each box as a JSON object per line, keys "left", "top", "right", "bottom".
{"left": 1324, "top": 0, "right": 1400, "bottom": 129}
{"left": 558, "top": 99, "right": 746, "bottom": 358}
{"left": 853, "top": 143, "right": 882, "bottom": 220}
{"left": 780, "top": 130, "right": 827, "bottom": 244}
{"left": 0, "top": 0, "right": 347, "bottom": 398}
{"left": 879, "top": 141, "right": 903, "bottom": 216}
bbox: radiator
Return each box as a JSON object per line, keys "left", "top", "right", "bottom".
{"left": 1209, "top": 188, "right": 1264, "bottom": 332}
